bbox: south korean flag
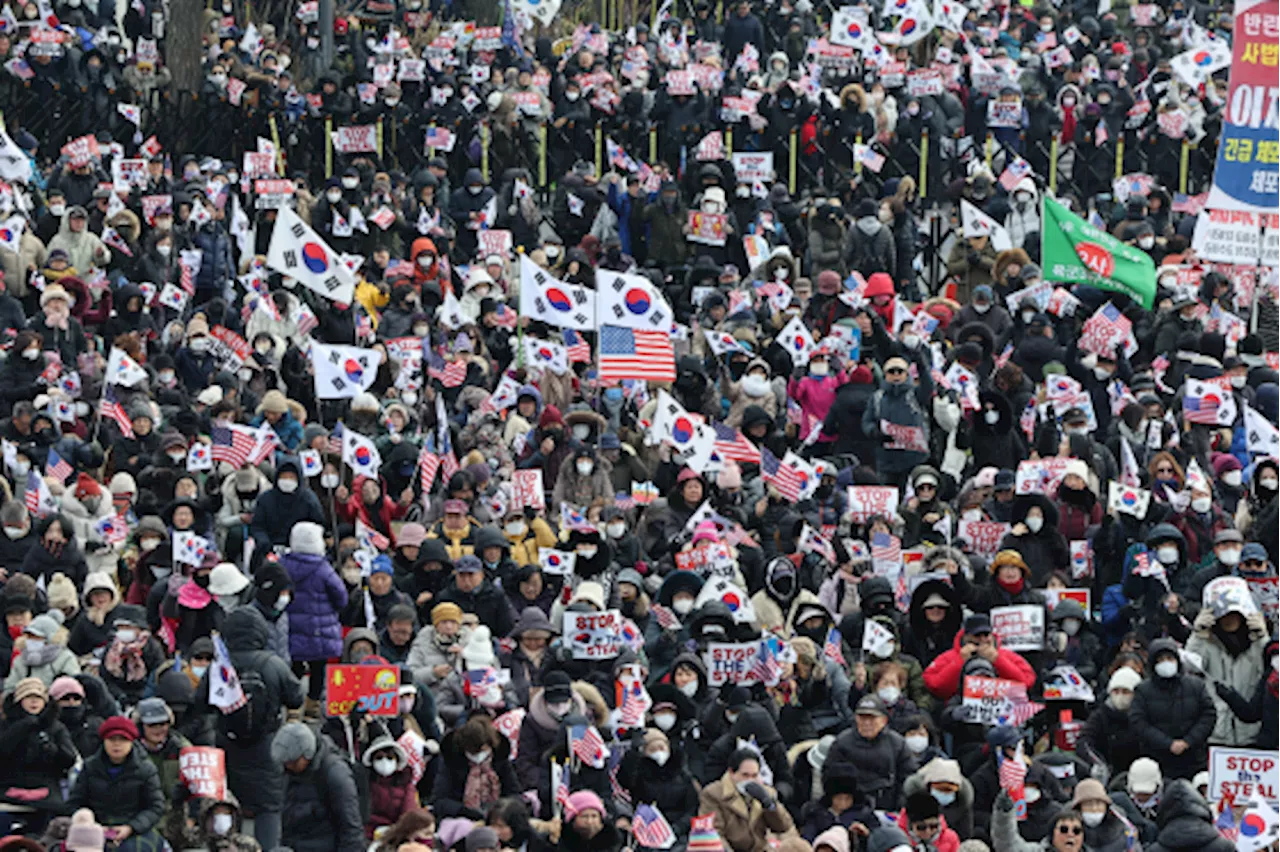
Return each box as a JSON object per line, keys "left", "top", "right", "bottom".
{"left": 312, "top": 342, "right": 384, "bottom": 400}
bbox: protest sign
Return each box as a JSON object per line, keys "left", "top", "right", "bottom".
{"left": 674, "top": 541, "right": 735, "bottom": 577}
{"left": 962, "top": 675, "right": 1028, "bottom": 726}
{"left": 703, "top": 641, "right": 764, "bottom": 685}
{"left": 687, "top": 211, "right": 728, "bottom": 246}
{"left": 324, "top": 663, "right": 400, "bottom": 717}
{"left": 1208, "top": 747, "right": 1278, "bottom": 805}
{"left": 986, "top": 99, "right": 1022, "bottom": 128}
{"left": 847, "top": 486, "right": 899, "bottom": 524}
{"left": 334, "top": 125, "right": 379, "bottom": 154}
{"left": 563, "top": 610, "right": 624, "bottom": 659}
{"left": 178, "top": 747, "right": 227, "bottom": 799}
{"left": 1015, "top": 458, "right": 1071, "bottom": 495}
{"left": 1191, "top": 210, "right": 1280, "bottom": 267}
{"left": 1042, "top": 587, "right": 1090, "bottom": 616}
{"left": 991, "top": 604, "right": 1045, "bottom": 651}
{"left": 907, "top": 68, "right": 944, "bottom": 96}
{"left": 511, "top": 469, "right": 546, "bottom": 511}
{"left": 958, "top": 520, "right": 1011, "bottom": 556}
{"left": 731, "top": 152, "right": 773, "bottom": 184}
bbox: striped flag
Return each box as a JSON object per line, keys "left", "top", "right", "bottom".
{"left": 492, "top": 303, "right": 519, "bottom": 330}
{"left": 418, "top": 445, "right": 441, "bottom": 495}
{"left": 650, "top": 603, "right": 681, "bottom": 630}
{"left": 748, "top": 637, "right": 782, "bottom": 684}
{"left": 562, "top": 329, "right": 592, "bottom": 363}
{"left": 568, "top": 723, "right": 609, "bottom": 768}
{"left": 45, "top": 448, "right": 72, "bottom": 483}
{"left": 210, "top": 424, "right": 258, "bottom": 467}
{"left": 553, "top": 760, "right": 573, "bottom": 811}
{"left": 295, "top": 303, "right": 319, "bottom": 337}
{"left": 1006, "top": 700, "right": 1045, "bottom": 727}
{"left": 998, "top": 740, "right": 1029, "bottom": 819}
{"left": 711, "top": 422, "right": 761, "bottom": 463}
{"left": 759, "top": 447, "right": 812, "bottom": 503}
{"left": 823, "top": 627, "right": 846, "bottom": 666}
{"left": 599, "top": 325, "right": 676, "bottom": 382}
{"left": 464, "top": 667, "right": 500, "bottom": 698}
{"left": 428, "top": 356, "right": 468, "bottom": 388}
{"left": 632, "top": 804, "right": 676, "bottom": 850}
{"left": 1215, "top": 796, "right": 1239, "bottom": 842}
{"left": 871, "top": 532, "right": 902, "bottom": 564}
{"left": 327, "top": 423, "right": 345, "bottom": 456}
{"left": 1184, "top": 378, "right": 1237, "bottom": 425}
{"left": 248, "top": 424, "right": 280, "bottom": 465}
{"left": 618, "top": 678, "right": 651, "bottom": 728}
{"left": 24, "top": 470, "right": 53, "bottom": 518}
{"left": 99, "top": 386, "right": 134, "bottom": 438}
{"left": 356, "top": 518, "right": 391, "bottom": 552}
{"left": 95, "top": 513, "right": 129, "bottom": 545}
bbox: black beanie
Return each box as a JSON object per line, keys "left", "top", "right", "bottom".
{"left": 905, "top": 791, "right": 941, "bottom": 822}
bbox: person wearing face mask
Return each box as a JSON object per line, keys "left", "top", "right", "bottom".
{"left": 724, "top": 358, "right": 778, "bottom": 430}
{"left": 0, "top": 330, "right": 50, "bottom": 420}
{"left": 99, "top": 606, "right": 165, "bottom": 707}
{"left": 1169, "top": 481, "right": 1230, "bottom": 567}
{"left": 189, "top": 791, "right": 258, "bottom": 852}
{"left": 355, "top": 731, "right": 417, "bottom": 839}
{"left": 549, "top": 446, "right": 613, "bottom": 510}
{"left": 994, "top": 497, "right": 1070, "bottom": 587}
{"left": 862, "top": 356, "right": 935, "bottom": 489}
{"left": 1236, "top": 457, "right": 1279, "bottom": 538}
{"left": 1130, "top": 638, "right": 1218, "bottom": 779}
{"left": 1003, "top": 176, "right": 1041, "bottom": 250}
{"left": 250, "top": 459, "right": 325, "bottom": 558}
{"left": 3, "top": 609, "right": 79, "bottom": 691}
{"left": 616, "top": 727, "right": 700, "bottom": 837}
{"left": 698, "top": 747, "right": 796, "bottom": 852}
{"left": 1079, "top": 663, "right": 1145, "bottom": 774}
{"left": 511, "top": 670, "right": 584, "bottom": 801}
{"left": 1187, "top": 589, "right": 1271, "bottom": 747}
{"left": 1044, "top": 597, "right": 1102, "bottom": 684}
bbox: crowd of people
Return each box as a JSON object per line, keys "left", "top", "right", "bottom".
{"left": 0, "top": 0, "right": 1276, "bottom": 849}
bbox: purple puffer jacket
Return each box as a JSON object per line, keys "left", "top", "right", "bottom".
{"left": 281, "top": 551, "right": 347, "bottom": 661}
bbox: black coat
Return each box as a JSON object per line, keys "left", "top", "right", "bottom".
{"left": 67, "top": 744, "right": 165, "bottom": 834}
{"left": 1145, "top": 780, "right": 1236, "bottom": 852}
{"left": 1080, "top": 700, "right": 1143, "bottom": 772}
{"left": 280, "top": 735, "right": 366, "bottom": 852}
{"left": 0, "top": 696, "right": 78, "bottom": 812}
{"left": 430, "top": 727, "right": 520, "bottom": 820}
{"left": 616, "top": 746, "right": 701, "bottom": 836}
{"left": 194, "top": 607, "right": 305, "bottom": 813}
{"left": 436, "top": 577, "right": 516, "bottom": 639}
{"left": 250, "top": 459, "right": 326, "bottom": 550}
{"left": 1130, "top": 662, "right": 1218, "bottom": 780}
{"left": 822, "top": 726, "right": 918, "bottom": 812}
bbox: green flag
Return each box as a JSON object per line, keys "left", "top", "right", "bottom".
{"left": 1040, "top": 196, "right": 1157, "bottom": 309}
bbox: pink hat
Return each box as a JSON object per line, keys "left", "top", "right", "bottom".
{"left": 677, "top": 467, "right": 702, "bottom": 484}
{"left": 397, "top": 522, "right": 428, "bottom": 548}
{"left": 564, "top": 790, "right": 605, "bottom": 822}
{"left": 973, "top": 467, "right": 998, "bottom": 489}
{"left": 49, "top": 676, "right": 85, "bottom": 701}
{"left": 691, "top": 521, "right": 718, "bottom": 546}
{"left": 443, "top": 499, "right": 468, "bottom": 515}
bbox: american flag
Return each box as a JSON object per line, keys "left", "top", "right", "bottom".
{"left": 618, "top": 678, "right": 651, "bottom": 728}
{"left": 994, "top": 342, "right": 1014, "bottom": 370}
{"left": 418, "top": 446, "right": 441, "bottom": 495}
{"left": 632, "top": 804, "right": 677, "bottom": 850}
{"left": 998, "top": 741, "right": 1029, "bottom": 818}
{"left": 1214, "top": 795, "right": 1239, "bottom": 842}
{"left": 1080, "top": 302, "right": 1131, "bottom": 356}
{"left": 759, "top": 447, "right": 805, "bottom": 503}
{"left": 428, "top": 357, "right": 468, "bottom": 388}
{"left": 822, "top": 627, "right": 846, "bottom": 666}
{"left": 554, "top": 760, "right": 573, "bottom": 811}
{"left": 210, "top": 424, "right": 257, "bottom": 467}
{"left": 464, "top": 667, "right": 500, "bottom": 698}
{"left": 561, "top": 503, "right": 597, "bottom": 533}
{"left": 99, "top": 386, "right": 134, "bottom": 438}
{"left": 491, "top": 303, "right": 519, "bottom": 329}
{"left": 568, "top": 723, "right": 609, "bottom": 768}
{"left": 24, "top": 470, "right": 50, "bottom": 517}
{"left": 1006, "top": 700, "right": 1045, "bottom": 727}
{"left": 327, "top": 423, "right": 345, "bottom": 456}
{"left": 95, "top": 513, "right": 129, "bottom": 545}
{"left": 562, "top": 329, "right": 592, "bottom": 363}
{"left": 871, "top": 531, "right": 902, "bottom": 565}
{"left": 356, "top": 518, "right": 391, "bottom": 552}
{"left": 608, "top": 746, "right": 632, "bottom": 804}
{"left": 650, "top": 603, "right": 681, "bottom": 630}
{"left": 614, "top": 492, "right": 637, "bottom": 510}
{"left": 296, "top": 304, "right": 319, "bottom": 337}
{"left": 748, "top": 638, "right": 782, "bottom": 684}
{"left": 599, "top": 326, "right": 676, "bottom": 382}
{"left": 248, "top": 425, "right": 280, "bottom": 465}
{"left": 439, "top": 448, "right": 459, "bottom": 483}
{"left": 45, "top": 448, "right": 72, "bottom": 483}
{"left": 712, "top": 422, "right": 761, "bottom": 463}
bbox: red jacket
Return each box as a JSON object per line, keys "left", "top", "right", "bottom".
{"left": 367, "top": 770, "right": 419, "bottom": 837}
{"left": 336, "top": 475, "right": 410, "bottom": 545}
{"left": 923, "top": 627, "right": 1037, "bottom": 700}
{"left": 894, "top": 810, "right": 959, "bottom": 852}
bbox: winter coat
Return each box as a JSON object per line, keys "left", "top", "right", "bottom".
{"left": 436, "top": 577, "right": 516, "bottom": 639}
{"left": 923, "top": 627, "right": 1037, "bottom": 700}
{"left": 903, "top": 577, "right": 963, "bottom": 669}
{"left": 862, "top": 379, "right": 932, "bottom": 477}
{"left": 3, "top": 640, "right": 81, "bottom": 690}
{"left": 616, "top": 746, "right": 701, "bottom": 836}
{"left": 822, "top": 725, "right": 918, "bottom": 812}
{"left": 697, "top": 773, "right": 796, "bottom": 852}
{"left": 1080, "top": 699, "right": 1143, "bottom": 771}
{"left": 68, "top": 743, "right": 165, "bottom": 834}
{"left": 282, "top": 551, "right": 348, "bottom": 661}
{"left": 280, "top": 734, "right": 366, "bottom": 852}
{"left": 1144, "top": 780, "right": 1236, "bottom": 852}
{"left": 0, "top": 695, "right": 78, "bottom": 812}
{"left": 1130, "top": 644, "right": 1218, "bottom": 779}
{"left": 406, "top": 624, "right": 470, "bottom": 700}
{"left": 368, "top": 768, "right": 418, "bottom": 837}
{"left": 249, "top": 461, "right": 326, "bottom": 550}
{"left": 1186, "top": 614, "right": 1268, "bottom": 745}
{"left": 194, "top": 607, "right": 305, "bottom": 813}
{"left": 515, "top": 687, "right": 585, "bottom": 794}
{"left": 430, "top": 727, "right": 521, "bottom": 819}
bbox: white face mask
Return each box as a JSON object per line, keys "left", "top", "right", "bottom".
{"left": 1157, "top": 546, "right": 1180, "bottom": 565}
{"left": 505, "top": 521, "right": 526, "bottom": 537}
{"left": 275, "top": 594, "right": 291, "bottom": 611}
{"left": 809, "top": 361, "right": 829, "bottom": 377}
{"left": 678, "top": 680, "right": 698, "bottom": 698}
{"left": 1062, "top": 618, "right": 1081, "bottom": 636}
{"left": 326, "top": 190, "right": 343, "bottom": 203}
{"left": 1082, "top": 810, "right": 1105, "bottom": 827}
{"left": 1110, "top": 691, "right": 1132, "bottom": 711}
{"left": 673, "top": 598, "right": 694, "bottom": 616}
{"left": 22, "top": 348, "right": 39, "bottom": 361}
{"left": 211, "top": 814, "right": 234, "bottom": 836}
{"left": 467, "top": 749, "right": 492, "bottom": 764}
{"left": 12, "top": 461, "right": 29, "bottom": 477}
{"left": 116, "top": 629, "right": 138, "bottom": 643}
{"left": 373, "top": 757, "right": 398, "bottom": 777}
{"left": 904, "top": 733, "right": 929, "bottom": 754}
{"left": 607, "top": 522, "right": 626, "bottom": 539}
{"left": 902, "top": 333, "right": 921, "bottom": 349}
{"left": 649, "top": 749, "right": 670, "bottom": 766}
{"left": 1025, "top": 515, "right": 1044, "bottom": 533}
{"left": 1230, "top": 375, "right": 1247, "bottom": 389}
{"left": 1191, "top": 496, "right": 1212, "bottom": 513}
{"left": 140, "top": 538, "right": 160, "bottom": 552}
{"left": 277, "top": 478, "right": 299, "bottom": 494}
{"left": 1093, "top": 366, "right": 1113, "bottom": 381}
{"left": 984, "top": 410, "right": 1000, "bottom": 425}
{"left": 565, "top": 91, "right": 580, "bottom": 101}
{"left": 877, "top": 686, "right": 900, "bottom": 705}
{"left": 577, "top": 546, "right": 597, "bottom": 559}
{"left": 1024, "top": 787, "right": 1042, "bottom": 804}
{"left": 654, "top": 712, "right": 677, "bottom": 731}
{"left": 238, "top": 369, "right": 253, "bottom": 382}
{"left": 576, "top": 460, "right": 595, "bottom": 476}
{"left": 774, "top": 267, "right": 788, "bottom": 281}
{"left": 974, "top": 302, "right": 991, "bottom": 314}
{"left": 3, "top": 527, "right": 24, "bottom": 540}
{"left": 216, "top": 594, "right": 239, "bottom": 611}
{"left": 1218, "top": 548, "right": 1241, "bottom": 566}
{"left": 1139, "top": 236, "right": 1155, "bottom": 249}
{"left": 342, "top": 177, "right": 359, "bottom": 189}
{"left": 191, "top": 664, "right": 208, "bottom": 679}
{"left": 1155, "top": 660, "right": 1179, "bottom": 678}
{"left": 1022, "top": 310, "right": 1035, "bottom": 324}
{"left": 24, "top": 637, "right": 44, "bottom": 654}
{"left": 1261, "top": 477, "right": 1279, "bottom": 491}
{"left": 742, "top": 375, "right": 770, "bottom": 397}
{"left": 321, "top": 473, "right": 340, "bottom": 489}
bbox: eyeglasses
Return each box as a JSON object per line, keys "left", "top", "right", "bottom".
{"left": 1056, "top": 825, "right": 1084, "bottom": 836}
{"left": 917, "top": 483, "right": 936, "bottom": 490}
{"left": 885, "top": 367, "right": 907, "bottom": 376}
{"left": 56, "top": 695, "right": 83, "bottom": 705}
{"left": 911, "top": 820, "right": 940, "bottom": 832}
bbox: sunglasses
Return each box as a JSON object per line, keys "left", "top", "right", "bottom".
{"left": 56, "top": 695, "right": 83, "bottom": 704}
{"left": 1057, "top": 825, "right": 1084, "bottom": 836}
{"left": 911, "top": 820, "right": 940, "bottom": 832}
{"left": 1155, "top": 467, "right": 1174, "bottom": 474}
{"left": 885, "top": 367, "right": 907, "bottom": 375}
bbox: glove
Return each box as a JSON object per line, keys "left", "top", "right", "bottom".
{"left": 1214, "top": 680, "right": 1237, "bottom": 701}
{"left": 742, "top": 781, "right": 774, "bottom": 808}
{"left": 967, "top": 252, "right": 981, "bottom": 266}
{"left": 1194, "top": 608, "right": 1217, "bottom": 632}
{"left": 1245, "top": 611, "right": 1268, "bottom": 637}
{"left": 996, "top": 789, "right": 1014, "bottom": 811}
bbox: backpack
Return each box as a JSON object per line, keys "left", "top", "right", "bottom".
{"left": 849, "top": 227, "right": 888, "bottom": 278}
{"left": 219, "top": 661, "right": 276, "bottom": 743}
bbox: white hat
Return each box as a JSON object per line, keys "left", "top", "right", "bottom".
{"left": 1127, "top": 757, "right": 1162, "bottom": 795}
{"left": 290, "top": 521, "right": 326, "bottom": 556}
{"left": 1108, "top": 667, "right": 1142, "bottom": 693}
{"left": 197, "top": 386, "right": 224, "bottom": 406}
{"left": 207, "top": 562, "right": 249, "bottom": 596}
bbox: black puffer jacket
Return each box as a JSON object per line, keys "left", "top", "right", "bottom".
{"left": 616, "top": 742, "right": 701, "bottom": 836}
{"left": 280, "top": 734, "right": 366, "bottom": 852}
{"left": 194, "top": 607, "right": 305, "bottom": 813}
{"left": 1145, "top": 780, "right": 1236, "bottom": 852}
{"left": 0, "top": 694, "right": 78, "bottom": 811}
{"left": 822, "top": 723, "right": 918, "bottom": 812}
{"left": 1130, "top": 639, "right": 1218, "bottom": 780}
{"left": 903, "top": 577, "right": 963, "bottom": 669}
{"left": 68, "top": 743, "right": 165, "bottom": 835}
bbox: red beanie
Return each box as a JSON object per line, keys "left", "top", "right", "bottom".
{"left": 98, "top": 715, "right": 138, "bottom": 741}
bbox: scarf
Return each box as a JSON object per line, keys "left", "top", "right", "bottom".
{"left": 104, "top": 631, "right": 151, "bottom": 681}
{"left": 22, "top": 640, "right": 63, "bottom": 668}
{"left": 462, "top": 758, "right": 502, "bottom": 812}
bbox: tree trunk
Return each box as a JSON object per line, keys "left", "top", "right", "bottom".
{"left": 168, "top": 0, "right": 204, "bottom": 95}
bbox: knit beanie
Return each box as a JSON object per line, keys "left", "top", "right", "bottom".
{"left": 289, "top": 521, "right": 326, "bottom": 556}
{"left": 431, "top": 602, "right": 464, "bottom": 628}
{"left": 45, "top": 572, "right": 78, "bottom": 613}
{"left": 271, "top": 722, "right": 318, "bottom": 764}
{"left": 1107, "top": 667, "right": 1142, "bottom": 693}
{"left": 687, "top": 815, "right": 725, "bottom": 852}
{"left": 65, "top": 808, "right": 106, "bottom": 852}
{"left": 563, "top": 790, "right": 605, "bottom": 822}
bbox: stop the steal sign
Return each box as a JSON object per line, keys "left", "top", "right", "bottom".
{"left": 1209, "top": 747, "right": 1278, "bottom": 805}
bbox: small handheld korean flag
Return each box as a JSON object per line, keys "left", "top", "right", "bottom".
{"left": 1107, "top": 481, "right": 1151, "bottom": 518}
{"left": 187, "top": 442, "right": 213, "bottom": 472}
{"left": 311, "top": 341, "right": 384, "bottom": 399}
{"left": 342, "top": 428, "right": 382, "bottom": 477}
{"left": 777, "top": 315, "right": 816, "bottom": 365}
{"left": 960, "top": 199, "right": 1013, "bottom": 252}
{"left": 173, "top": 530, "right": 212, "bottom": 567}
{"left": 266, "top": 205, "right": 357, "bottom": 304}
{"left": 106, "top": 347, "right": 148, "bottom": 387}
{"left": 439, "top": 289, "right": 466, "bottom": 330}
{"left": 651, "top": 390, "right": 716, "bottom": 473}
{"left": 299, "top": 449, "right": 323, "bottom": 478}
{"left": 1244, "top": 403, "right": 1280, "bottom": 457}
{"left": 863, "top": 619, "right": 896, "bottom": 658}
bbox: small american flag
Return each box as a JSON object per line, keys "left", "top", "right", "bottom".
{"left": 568, "top": 723, "right": 609, "bottom": 768}
{"left": 211, "top": 424, "right": 257, "bottom": 468}
{"left": 247, "top": 425, "right": 280, "bottom": 465}
{"left": 871, "top": 531, "right": 901, "bottom": 565}
{"left": 614, "top": 492, "right": 637, "bottom": 510}
{"left": 24, "top": 470, "right": 50, "bottom": 517}
{"left": 45, "top": 448, "right": 72, "bottom": 483}
{"left": 296, "top": 304, "right": 319, "bottom": 337}
{"left": 1006, "top": 700, "right": 1045, "bottom": 727}
{"left": 418, "top": 446, "right": 441, "bottom": 494}
{"left": 618, "top": 678, "right": 651, "bottom": 728}
{"left": 822, "top": 627, "right": 846, "bottom": 666}
{"left": 1214, "top": 796, "right": 1239, "bottom": 842}
{"left": 994, "top": 342, "right": 1014, "bottom": 370}
{"left": 633, "top": 804, "right": 677, "bottom": 850}
{"left": 562, "top": 329, "right": 592, "bottom": 363}
{"left": 759, "top": 447, "right": 804, "bottom": 503}
{"left": 95, "top": 513, "right": 129, "bottom": 545}
{"left": 99, "top": 386, "right": 134, "bottom": 438}
{"left": 554, "top": 760, "right": 573, "bottom": 811}
{"left": 998, "top": 741, "right": 1029, "bottom": 818}
{"left": 650, "top": 603, "right": 681, "bottom": 630}
{"left": 712, "top": 422, "right": 761, "bottom": 463}
{"left": 608, "top": 746, "right": 632, "bottom": 804}
{"left": 356, "top": 518, "right": 391, "bottom": 552}
{"left": 492, "top": 304, "right": 519, "bottom": 329}
{"left": 599, "top": 325, "right": 676, "bottom": 382}
{"left": 464, "top": 667, "right": 500, "bottom": 697}
{"left": 439, "top": 448, "right": 459, "bottom": 483}
{"left": 748, "top": 637, "right": 782, "bottom": 684}
{"left": 327, "top": 423, "right": 345, "bottom": 456}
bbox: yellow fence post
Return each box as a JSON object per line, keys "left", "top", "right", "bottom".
{"left": 725, "top": 127, "right": 733, "bottom": 156}
{"left": 426, "top": 123, "right": 436, "bottom": 158}
{"left": 1049, "top": 137, "right": 1059, "bottom": 195}
{"left": 1115, "top": 137, "right": 1125, "bottom": 179}
{"left": 854, "top": 132, "right": 863, "bottom": 178}
{"left": 984, "top": 133, "right": 993, "bottom": 170}
{"left": 649, "top": 127, "right": 657, "bottom": 163}
{"left": 1180, "top": 140, "right": 1190, "bottom": 194}
{"left": 918, "top": 129, "right": 928, "bottom": 192}
{"left": 539, "top": 125, "right": 548, "bottom": 187}
{"left": 376, "top": 118, "right": 384, "bottom": 159}
{"left": 269, "top": 115, "right": 284, "bottom": 174}
{"left": 480, "top": 121, "right": 490, "bottom": 182}
{"left": 788, "top": 128, "right": 797, "bottom": 194}
{"left": 324, "top": 116, "right": 333, "bottom": 178}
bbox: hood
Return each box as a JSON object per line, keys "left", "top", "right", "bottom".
{"left": 812, "top": 827, "right": 849, "bottom": 852}
{"left": 198, "top": 790, "right": 243, "bottom": 829}
{"left": 1051, "top": 598, "right": 1087, "bottom": 622}
{"left": 867, "top": 826, "right": 913, "bottom": 852}
{"left": 1011, "top": 493, "right": 1059, "bottom": 528}
{"left": 1145, "top": 523, "right": 1186, "bottom": 550}
{"left": 956, "top": 321, "right": 995, "bottom": 361}
{"left": 516, "top": 384, "right": 543, "bottom": 416}
{"left": 671, "top": 651, "right": 709, "bottom": 694}
{"left": 342, "top": 627, "right": 379, "bottom": 661}
{"left": 1154, "top": 779, "right": 1220, "bottom": 847}
{"left": 908, "top": 577, "right": 962, "bottom": 636}
{"left": 729, "top": 702, "right": 783, "bottom": 748}
{"left": 222, "top": 607, "right": 271, "bottom": 653}
{"left": 1010, "top": 176, "right": 1038, "bottom": 200}
{"left": 274, "top": 457, "right": 302, "bottom": 484}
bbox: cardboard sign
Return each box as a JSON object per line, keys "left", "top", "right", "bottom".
{"left": 987, "top": 99, "right": 1023, "bottom": 129}
{"left": 847, "top": 486, "right": 899, "bottom": 524}
{"left": 61, "top": 135, "right": 101, "bottom": 168}
{"left": 112, "top": 159, "right": 148, "bottom": 193}
{"left": 703, "top": 641, "right": 765, "bottom": 685}
{"left": 1042, "top": 587, "right": 1090, "bottom": 617}
{"left": 687, "top": 211, "right": 728, "bottom": 246}
{"left": 324, "top": 663, "right": 400, "bottom": 717}
{"left": 991, "top": 604, "right": 1045, "bottom": 651}
{"left": 334, "top": 125, "right": 379, "bottom": 154}
{"left": 478, "top": 229, "right": 513, "bottom": 258}
{"left": 958, "top": 520, "right": 1011, "bottom": 556}
{"left": 962, "top": 675, "right": 1028, "bottom": 725}
{"left": 208, "top": 326, "right": 250, "bottom": 370}
{"left": 178, "top": 747, "right": 227, "bottom": 799}
{"left": 731, "top": 151, "right": 774, "bottom": 184}
{"left": 1208, "top": 747, "right": 1278, "bottom": 804}
{"left": 563, "top": 610, "right": 624, "bottom": 659}
{"left": 254, "top": 179, "right": 296, "bottom": 210}
{"left": 674, "top": 541, "right": 735, "bottom": 577}
{"left": 1016, "top": 458, "right": 1071, "bottom": 495}
{"left": 511, "top": 469, "right": 545, "bottom": 511}
{"left": 1069, "top": 540, "right": 1092, "bottom": 580}
{"left": 1192, "top": 210, "right": 1280, "bottom": 267}
{"left": 907, "top": 68, "right": 944, "bottom": 96}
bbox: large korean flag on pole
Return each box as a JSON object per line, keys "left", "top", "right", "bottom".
{"left": 267, "top": 205, "right": 357, "bottom": 305}
{"left": 596, "top": 270, "right": 672, "bottom": 331}
{"left": 519, "top": 255, "right": 596, "bottom": 331}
